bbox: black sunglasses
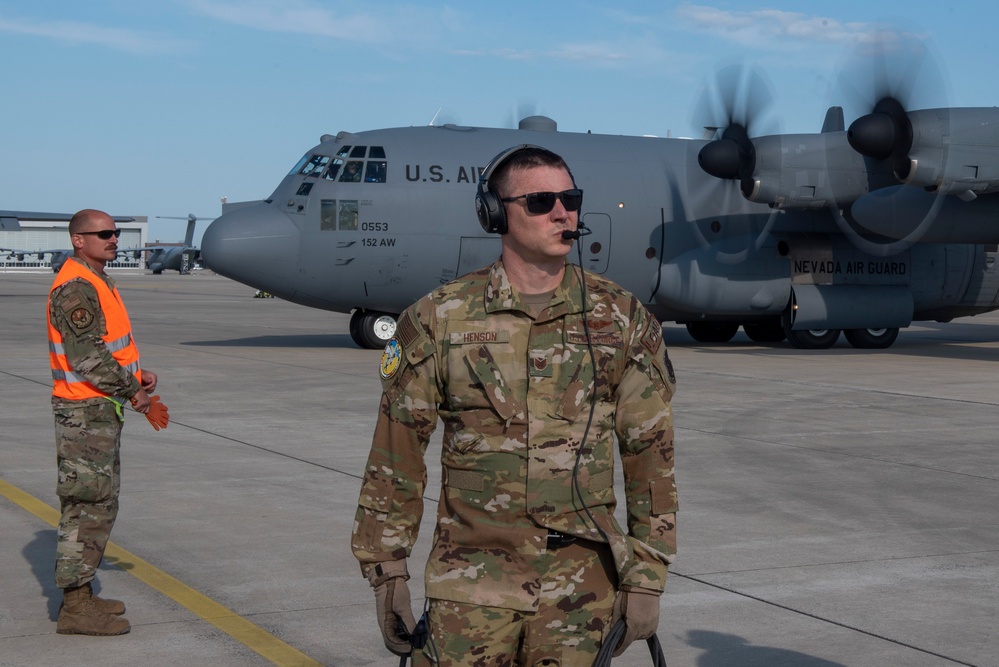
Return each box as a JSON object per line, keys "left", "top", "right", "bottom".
{"left": 76, "top": 229, "right": 122, "bottom": 239}
{"left": 501, "top": 189, "right": 583, "bottom": 214}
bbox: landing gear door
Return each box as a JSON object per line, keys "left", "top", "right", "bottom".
{"left": 579, "top": 213, "right": 610, "bottom": 274}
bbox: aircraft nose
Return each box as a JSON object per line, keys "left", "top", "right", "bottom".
{"left": 201, "top": 204, "right": 299, "bottom": 294}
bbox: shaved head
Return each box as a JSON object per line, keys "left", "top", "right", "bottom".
{"left": 68, "top": 209, "right": 112, "bottom": 235}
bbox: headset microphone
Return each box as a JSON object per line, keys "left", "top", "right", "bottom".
{"left": 561, "top": 223, "right": 591, "bottom": 240}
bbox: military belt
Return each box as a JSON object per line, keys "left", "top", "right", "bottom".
{"left": 546, "top": 530, "right": 577, "bottom": 549}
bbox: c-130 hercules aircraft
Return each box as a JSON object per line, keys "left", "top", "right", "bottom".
{"left": 201, "top": 38, "right": 999, "bottom": 351}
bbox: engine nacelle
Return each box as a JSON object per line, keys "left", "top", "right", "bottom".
{"left": 746, "top": 133, "right": 871, "bottom": 209}
{"left": 903, "top": 108, "right": 999, "bottom": 198}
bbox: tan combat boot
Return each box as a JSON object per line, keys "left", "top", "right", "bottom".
{"left": 84, "top": 582, "right": 126, "bottom": 615}
{"left": 56, "top": 585, "right": 131, "bottom": 636}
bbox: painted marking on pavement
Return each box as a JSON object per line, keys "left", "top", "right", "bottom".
{"left": 0, "top": 478, "right": 321, "bottom": 667}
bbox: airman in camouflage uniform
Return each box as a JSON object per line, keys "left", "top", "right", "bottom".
{"left": 47, "top": 209, "right": 160, "bottom": 636}
{"left": 352, "top": 148, "right": 677, "bottom": 665}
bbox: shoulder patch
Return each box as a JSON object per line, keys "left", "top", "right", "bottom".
{"left": 379, "top": 338, "right": 403, "bottom": 380}
{"left": 396, "top": 310, "right": 420, "bottom": 349}
{"left": 641, "top": 320, "right": 663, "bottom": 355}
{"left": 70, "top": 307, "right": 95, "bottom": 330}
{"left": 663, "top": 348, "right": 676, "bottom": 384}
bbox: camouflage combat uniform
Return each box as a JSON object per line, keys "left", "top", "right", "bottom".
{"left": 48, "top": 258, "right": 142, "bottom": 589}
{"left": 352, "top": 259, "right": 677, "bottom": 662}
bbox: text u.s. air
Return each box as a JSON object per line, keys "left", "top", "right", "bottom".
{"left": 200, "top": 36, "right": 999, "bottom": 351}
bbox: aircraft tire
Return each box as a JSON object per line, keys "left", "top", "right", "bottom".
{"left": 685, "top": 322, "right": 739, "bottom": 343}
{"left": 350, "top": 310, "right": 397, "bottom": 349}
{"left": 350, "top": 308, "right": 364, "bottom": 347}
{"left": 844, "top": 327, "right": 899, "bottom": 349}
{"left": 784, "top": 327, "right": 840, "bottom": 349}
{"left": 743, "top": 321, "right": 786, "bottom": 343}
{"left": 781, "top": 307, "right": 841, "bottom": 349}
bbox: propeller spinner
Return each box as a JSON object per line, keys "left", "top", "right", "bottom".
{"left": 694, "top": 62, "right": 778, "bottom": 199}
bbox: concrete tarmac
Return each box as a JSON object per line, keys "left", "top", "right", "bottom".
{"left": 1, "top": 270, "right": 997, "bottom": 667}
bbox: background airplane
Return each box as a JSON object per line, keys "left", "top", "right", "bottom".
{"left": 1, "top": 211, "right": 135, "bottom": 272}
{"left": 118, "top": 213, "right": 207, "bottom": 274}
{"left": 200, "top": 36, "right": 999, "bottom": 351}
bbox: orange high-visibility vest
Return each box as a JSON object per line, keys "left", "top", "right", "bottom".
{"left": 47, "top": 258, "right": 141, "bottom": 400}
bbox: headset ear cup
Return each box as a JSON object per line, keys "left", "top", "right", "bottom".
{"left": 476, "top": 190, "right": 506, "bottom": 234}
{"left": 477, "top": 143, "right": 548, "bottom": 235}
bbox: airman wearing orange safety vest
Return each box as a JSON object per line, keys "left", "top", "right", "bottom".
{"left": 46, "top": 209, "right": 166, "bottom": 637}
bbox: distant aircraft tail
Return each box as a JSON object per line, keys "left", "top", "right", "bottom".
{"left": 184, "top": 215, "right": 197, "bottom": 247}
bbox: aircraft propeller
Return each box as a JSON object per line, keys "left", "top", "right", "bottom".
{"left": 847, "top": 97, "right": 913, "bottom": 179}
{"left": 694, "top": 62, "right": 779, "bottom": 198}
{"left": 830, "top": 28, "right": 952, "bottom": 254}
{"left": 837, "top": 27, "right": 947, "bottom": 184}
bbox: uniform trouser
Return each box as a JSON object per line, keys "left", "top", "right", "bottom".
{"left": 413, "top": 539, "right": 617, "bottom": 667}
{"left": 53, "top": 401, "right": 122, "bottom": 589}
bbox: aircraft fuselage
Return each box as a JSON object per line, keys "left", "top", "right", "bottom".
{"left": 201, "top": 120, "right": 999, "bottom": 349}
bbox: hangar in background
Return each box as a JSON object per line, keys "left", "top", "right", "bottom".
{"left": 0, "top": 216, "right": 148, "bottom": 270}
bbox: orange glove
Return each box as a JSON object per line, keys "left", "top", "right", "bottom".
{"left": 145, "top": 395, "right": 170, "bottom": 431}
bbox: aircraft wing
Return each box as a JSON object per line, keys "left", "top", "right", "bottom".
{"left": 117, "top": 244, "right": 195, "bottom": 256}
{"left": 2, "top": 247, "right": 71, "bottom": 261}
{"left": 0, "top": 211, "right": 135, "bottom": 232}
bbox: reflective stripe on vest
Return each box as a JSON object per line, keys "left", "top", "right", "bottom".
{"left": 47, "top": 259, "right": 141, "bottom": 400}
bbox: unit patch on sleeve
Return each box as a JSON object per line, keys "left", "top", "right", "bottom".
{"left": 70, "top": 307, "right": 95, "bottom": 331}
{"left": 379, "top": 338, "right": 403, "bottom": 380}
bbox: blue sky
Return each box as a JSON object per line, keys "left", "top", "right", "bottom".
{"left": 1, "top": 1, "right": 996, "bottom": 245}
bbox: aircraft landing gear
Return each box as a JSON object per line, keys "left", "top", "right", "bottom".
{"left": 782, "top": 308, "right": 840, "bottom": 349}
{"left": 685, "top": 322, "right": 739, "bottom": 343}
{"left": 784, "top": 327, "right": 841, "bottom": 349}
{"left": 743, "top": 320, "right": 786, "bottom": 343}
{"left": 844, "top": 328, "right": 899, "bottom": 349}
{"left": 350, "top": 310, "right": 397, "bottom": 350}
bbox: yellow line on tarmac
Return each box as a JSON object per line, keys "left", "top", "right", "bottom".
{"left": 0, "top": 479, "right": 321, "bottom": 667}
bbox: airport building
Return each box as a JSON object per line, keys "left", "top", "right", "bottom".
{"left": 0, "top": 216, "right": 148, "bottom": 270}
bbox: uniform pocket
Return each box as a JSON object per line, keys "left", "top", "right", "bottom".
{"left": 54, "top": 402, "right": 119, "bottom": 502}
{"left": 57, "top": 457, "right": 113, "bottom": 502}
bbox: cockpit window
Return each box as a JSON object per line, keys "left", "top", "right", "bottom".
{"left": 299, "top": 154, "right": 330, "bottom": 177}
{"left": 289, "top": 153, "right": 311, "bottom": 176}
{"left": 323, "top": 158, "right": 344, "bottom": 181}
{"left": 339, "top": 161, "right": 363, "bottom": 182}
{"left": 299, "top": 145, "right": 388, "bottom": 184}
{"left": 365, "top": 161, "right": 386, "bottom": 183}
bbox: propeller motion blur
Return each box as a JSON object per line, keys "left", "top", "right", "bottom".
{"left": 201, "top": 35, "right": 999, "bottom": 350}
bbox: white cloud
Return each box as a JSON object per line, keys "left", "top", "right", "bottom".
{"left": 675, "top": 4, "right": 882, "bottom": 50}
{"left": 183, "top": 0, "right": 447, "bottom": 47}
{"left": 0, "top": 15, "right": 189, "bottom": 54}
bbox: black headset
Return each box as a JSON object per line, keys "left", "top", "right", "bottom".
{"left": 475, "top": 144, "right": 541, "bottom": 234}
{"left": 477, "top": 143, "right": 583, "bottom": 235}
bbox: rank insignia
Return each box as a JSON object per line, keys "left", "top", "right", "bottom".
{"left": 529, "top": 350, "right": 552, "bottom": 377}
